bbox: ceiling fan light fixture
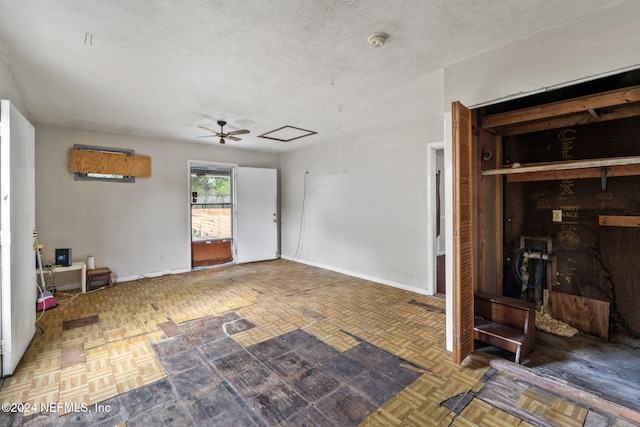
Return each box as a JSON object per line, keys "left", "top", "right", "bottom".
{"left": 196, "top": 120, "right": 249, "bottom": 144}
{"left": 367, "top": 32, "right": 388, "bottom": 48}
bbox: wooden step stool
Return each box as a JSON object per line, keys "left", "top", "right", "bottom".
{"left": 86, "top": 267, "right": 113, "bottom": 290}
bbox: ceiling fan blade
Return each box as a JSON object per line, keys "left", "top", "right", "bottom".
{"left": 198, "top": 125, "right": 221, "bottom": 135}
{"left": 228, "top": 129, "right": 250, "bottom": 136}
{"left": 196, "top": 135, "right": 216, "bottom": 138}
{"left": 226, "top": 135, "right": 242, "bottom": 141}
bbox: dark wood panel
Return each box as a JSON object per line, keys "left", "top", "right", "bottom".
{"left": 452, "top": 101, "right": 475, "bottom": 364}
{"left": 544, "top": 290, "right": 610, "bottom": 340}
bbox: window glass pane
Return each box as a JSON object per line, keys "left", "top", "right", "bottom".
{"left": 191, "top": 205, "right": 231, "bottom": 240}
{"left": 190, "top": 170, "right": 232, "bottom": 241}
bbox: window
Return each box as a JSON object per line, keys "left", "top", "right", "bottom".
{"left": 190, "top": 167, "right": 233, "bottom": 241}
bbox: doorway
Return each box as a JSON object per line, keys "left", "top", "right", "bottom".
{"left": 450, "top": 70, "right": 640, "bottom": 365}
{"left": 426, "top": 141, "right": 446, "bottom": 295}
{"left": 190, "top": 165, "right": 234, "bottom": 268}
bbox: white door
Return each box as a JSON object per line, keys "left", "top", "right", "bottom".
{"left": 0, "top": 100, "right": 36, "bottom": 376}
{"left": 236, "top": 167, "right": 278, "bottom": 263}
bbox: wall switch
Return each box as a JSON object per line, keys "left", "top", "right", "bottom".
{"left": 552, "top": 210, "right": 563, "bottom": 222}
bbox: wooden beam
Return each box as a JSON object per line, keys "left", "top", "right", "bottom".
{"left": 599, "top": 215, "right": 640, "bottom": 228}
{"left": 482, "top": 85, "right": 640, "bottom": 129}
{"left": 483, "top": 156, "right": 640, "bottom": 176}
{"left": 506, "top": 164, "right": 640, "bottom": 182}
{"left": 496, "top": 104, "right": 640, "bottom": 136}
{"left": 69, "top": 149, "right": 151, "bottom": 177}
{"left": 494, "top": 133, "right": 503, "bottom": 295}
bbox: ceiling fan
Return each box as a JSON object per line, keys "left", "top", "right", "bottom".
{"left": 197, "top": 120, "right": 250, "bottom": 144}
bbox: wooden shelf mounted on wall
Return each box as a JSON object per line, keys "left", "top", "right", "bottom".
{"left": 481, "top": 156, "right": 640, "bottom": 183}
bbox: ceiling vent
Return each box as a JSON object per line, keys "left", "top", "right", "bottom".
{"left": 258, "top": 126, "right": 317, "bottom": 142}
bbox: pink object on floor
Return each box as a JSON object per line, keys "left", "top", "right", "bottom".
{"left": 36, "top": 297, "right": 58, "bottom": 311}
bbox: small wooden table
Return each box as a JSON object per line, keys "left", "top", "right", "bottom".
{"left": 86, "top": 267, "right": 113, "bottom": 291}
{"left": 38, "top": 261, "right": 87, "bottom": 293}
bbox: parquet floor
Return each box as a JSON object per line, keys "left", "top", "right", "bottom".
{"left": 0, "top": 259, "right": 636, "bottom": 426}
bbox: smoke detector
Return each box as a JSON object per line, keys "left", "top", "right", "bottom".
{"left": 367, "top": 32, "right": 388, "bottom": 48}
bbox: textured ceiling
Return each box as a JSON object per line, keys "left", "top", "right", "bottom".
{"left": 0, "top": 0, "right": 625, "bottom": 152}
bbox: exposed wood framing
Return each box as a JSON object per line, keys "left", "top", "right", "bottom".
{"left": 496, "top": 104, "right": 640, "bottom": 136}
{"left": 599, "top": 215, "right": 640, "bottom": 227}
{"left": 493, "top": 133, "right": 503, "bottom": 295}
{"left": 482, "top": 85, "right": 640, "bottom": 136}
{"left": 483, "top": 85, "right": 640, "bottom": 128}
{"left": 69, "top": 149, "right": 151, "bottom": 177}
{"left": 477, "top": 128, "right": 485, "bottom": 293}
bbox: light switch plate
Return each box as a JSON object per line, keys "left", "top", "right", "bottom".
{"left": 552, "top": 210, "right": 563, "bottom": 222}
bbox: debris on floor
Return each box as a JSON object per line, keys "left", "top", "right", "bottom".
{"left": 536, "top": 307, "right": 578, "bottom": 337}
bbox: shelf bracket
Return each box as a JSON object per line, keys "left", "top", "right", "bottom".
{"left": 601, "top": 166, "right": 608, "bottom": 191}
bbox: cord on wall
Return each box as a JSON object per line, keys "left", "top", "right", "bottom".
{"left": 293, "top": 170, "right": 309, "bottom": 260}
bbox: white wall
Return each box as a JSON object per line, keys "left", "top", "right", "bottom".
{"left": 35, "top": 123, "right": 279, "bottom": 281}
{"left": 0, "top": 47, "right": 26, "bottom": 114}
{"left": 442, "top": 0, "right": 640, "bottom": 352}
{"left": 279, "top": 116, "right": 444, "bottom": 294}
{"left": 444, "top": 1, "right": 640, "bottom": 108}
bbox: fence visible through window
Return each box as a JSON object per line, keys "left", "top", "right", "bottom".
{"left": 191, "top": 205, "right": 231, "bottom": 240}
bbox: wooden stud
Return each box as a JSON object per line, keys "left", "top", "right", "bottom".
{"left": 496, "top": 104, "right": 640, "bottom": 137}
{"left": 599, "top": 215, "right": 640, "bottom": 228}
{"left": 494, "top": 133, "right": 503, "bottom": 295}
{"left": 482, "top": 85, "right": 640, "bottom": 129}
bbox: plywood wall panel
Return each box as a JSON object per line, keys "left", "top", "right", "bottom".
{"left": 544, "top": 290, "right": 610, "bottom": 340}
{"left": 68, "top": 149, "right": 151, "bottom": 177}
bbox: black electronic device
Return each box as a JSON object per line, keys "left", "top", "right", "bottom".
{"left": 55, "top": 248, "right": 72, "bottom": 267}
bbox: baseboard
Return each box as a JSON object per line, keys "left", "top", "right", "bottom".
{"left": 52, "top": 283, "right": 81, "bottom": 292}
{"left": 115, "top": 267, "right": 191, "bottom": 283}
{"left": 281, "top": 256, "right": 432, "bottom": 296}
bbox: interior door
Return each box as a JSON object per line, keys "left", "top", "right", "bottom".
{"left": 0, "top": 99, "right": 36, "bottom": 376}
{"left": 236, "top": 167, "right": 278, "bottom": 263}
{"left": 452, "top": 101, "right": 475, "bottom": 364}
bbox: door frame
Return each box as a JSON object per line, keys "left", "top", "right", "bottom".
{"left": 426, "top": 141, "right": 445, "bottom": 296}
{"left": 187, "top": 160, "right": 238, "bottom": 269}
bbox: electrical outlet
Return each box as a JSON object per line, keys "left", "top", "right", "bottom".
{"left": 552, "top": 209, "right": 563, "bottom": 222}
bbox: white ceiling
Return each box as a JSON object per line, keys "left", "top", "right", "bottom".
{"left": 0, "top": 0, "right": 625, "bottom": 153}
